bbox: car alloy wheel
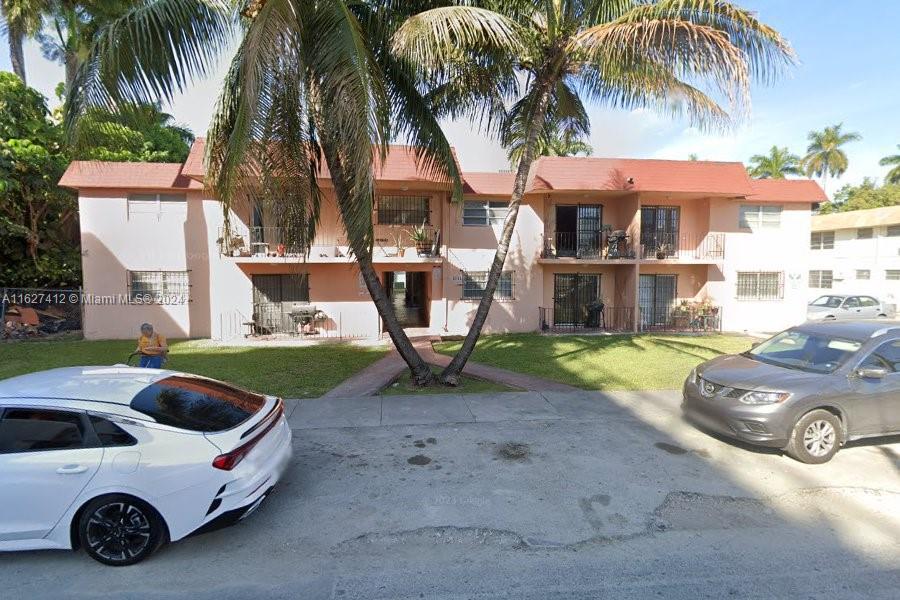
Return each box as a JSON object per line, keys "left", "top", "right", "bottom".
{"left": 83, "top": 500, "right": 154, "bottom": 564}
{"left": 803, "top": 420, "right": 836, "bottom": 457}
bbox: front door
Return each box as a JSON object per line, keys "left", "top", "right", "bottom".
{"left": 385, "top": 271, "right": 428, "bottom": 329}
{"left": 641, "top": 206, "right": 680, "bottom": 258}
{"left": 252, "top": 274, "right": 310, "bottom": 333}
{"left": 555, "top": 205, "right": 602, "bottom": 257}
{"left": 0, "top": 408, "right": 103, "bottom": 543}
{"left": 553, "top": 273, "right": 600, "bottom": 326}
{"left": 639, "top": 274, "right": 677, "bottom": 329}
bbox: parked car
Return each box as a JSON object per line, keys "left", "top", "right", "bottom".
{"left": 807, "top": 294, "right": 888, "bottom": 321}
{"left": 683, "top": 320, "right": 900, "bottom": 463}
{"left": 0, "top": 367, "right": 292, "bottom": 565}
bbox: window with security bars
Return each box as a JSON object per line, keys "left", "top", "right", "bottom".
{"left": 736, "top": 272, "right": 783, "bottom": 300}
{"left": 376, "top": 196, "right": 429, "bottom": 225}
{"left": 463, "top": 200, "right": 508, "bottom": 226}
{"left": 810, "top": 231, "right": 835, "bottom": 250}
{"left": 887, "top": 225, "right": 900, "bottom": 237}
{"left": 809, "top": 270, "right": 834, "bottom": 289}
{"left": 128, "top": 271, "right": 190, "bottom": 301}
{"left": 462, "top": 271, "right": 514, "bottom": 300}
{"left": 739, "top": 205, "right": 781, "bottom": 230}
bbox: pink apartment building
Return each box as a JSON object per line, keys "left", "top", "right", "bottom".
{"left": 59, "top": 139, "right": 826, "bottom": 341}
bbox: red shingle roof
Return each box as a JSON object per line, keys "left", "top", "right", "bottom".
{"left": 526, "top": 156, "right": 754, "bottom": 196}
{"left": 181, "top": 137, "right": 206, "bottom": 178}
{"left": 747, "top": 178, "right": 827, "bottom": 203}
{"left": 59, "top": 161, "right": 202, "bottom": 191}
{"left": 462, "top": 171, "right": 516, "bottom": 195}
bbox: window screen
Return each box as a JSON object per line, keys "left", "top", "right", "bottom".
{"left": 463, "top": 200, "right": 508, "bottom": 226}
{"left": 887, "top": 270, "right": 900, "bottom": 281}
{"left": 810, "top": 231, "right": 834, "bottom": 249}
{"left": 130, "top": 375, "right": 266, "bottom": 432}
{"left": 739, "top": 205, "right": 782, "bottom": 229}
{"left": 462, "top": 271, "right": 514, "bottom": 299}
{"left": 0, "top": 409, "right": 85, "bottom": 453}
{"left": 887, "top": 225, "right": 900, "bottom": 237}
{"left": 856, "top": 270, "right": 871, "bottom": 280}
{"left": 736, "top": 272, "right": 783, "bottom": 300}
{"left": 127, "top": 193, "right": 186, "bottom": 218}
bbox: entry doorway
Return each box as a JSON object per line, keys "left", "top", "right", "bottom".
{"left": 639, "top": 274, "right": 677, "bottom": 329}
{"left": 555, "top": 204, "right": 602, "bottom": 257}
{"left": 384, "top": 271, "right": 428, "bottom": 329}
{"left": 553, "top": 273, "right": 601, "bottom": 326}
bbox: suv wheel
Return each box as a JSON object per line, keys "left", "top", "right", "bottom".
{"left": 786, "top": 409, "right": 842, "bottom": 464}
{"left": 78, "top": 494, "right": 165, "bottom": 566}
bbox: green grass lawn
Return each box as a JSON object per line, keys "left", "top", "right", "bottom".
{"left": 380, "top": 365, "right": 519, "bottom": 396}
{"left": 0, "top": 338, "right": 389, "bottom": 398}
{"left": 434, "top": 333, "right": 753, "bottom": 391}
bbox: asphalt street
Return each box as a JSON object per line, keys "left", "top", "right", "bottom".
{"left": 1, "top": 390, "right": 898, "bottom": 599}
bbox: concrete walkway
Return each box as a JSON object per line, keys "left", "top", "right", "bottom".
{"left": 321, "top": 337, "right": 577, "bottom": 398}
{"left": 287, "top": 389, "right": 660, "bottom": 430}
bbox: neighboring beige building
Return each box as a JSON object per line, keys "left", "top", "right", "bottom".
{"left": 810, "top": 205, "right": 900, "bottom": 306}
{"left": 60, "top": 140, "right": 826, "bottom": 340}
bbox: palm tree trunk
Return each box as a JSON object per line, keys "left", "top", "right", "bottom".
{"left": 319, "top": 139, "right": 434, "bottom": 386}
{"left": 2, "top": 8, "right": 26, "bottom": 83}
{"left": 64, "top": 50, "right": 78, "bottom": 97}
{"left": 440, "top": 76, "right": 555, "bottom": 382}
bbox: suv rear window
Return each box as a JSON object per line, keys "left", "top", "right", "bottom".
{"left": 130, "top": 376, "right": 265, "bottom": 432}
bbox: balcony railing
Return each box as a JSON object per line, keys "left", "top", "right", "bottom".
{"left": 541, "top": 230, "right": 636, "bottom": 260}
{"left": 640, "top": 232, "right": 725, "bottom": 261}
{"left": 373, "top": 223, "right": 441, "bottom": 258}
{"left": 538, "top": 305, "right": 635, "bottom": 333}
{"left": 638, "top": 304, "right": 722, "bottom": 333}
{"left": 246, "top": 303, "right": 370, "bottom": 338}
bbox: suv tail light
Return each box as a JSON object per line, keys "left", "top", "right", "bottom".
{"left": 212, "top": 403, "right": 283, "bottom": 471}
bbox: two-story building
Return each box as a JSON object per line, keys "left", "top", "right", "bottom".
{"left": 809, "top": 205, "right": 900, "bottom": 305}
{"left": 60, "top": 140, "right": 825, "bottom": 340}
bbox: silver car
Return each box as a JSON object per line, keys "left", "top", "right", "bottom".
{"left": 807, "top": 294, "right": 888, "bottom": 321}
{"left": 683, "top": 320, "right": 900, "bottom": 463}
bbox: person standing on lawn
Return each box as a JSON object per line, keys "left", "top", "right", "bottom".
{"left": 136, "top": 323, "right": 168, "bottom": 368}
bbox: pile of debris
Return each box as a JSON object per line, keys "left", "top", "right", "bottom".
{"left": 3, "top": 304, "right": 73, "bottom": 339}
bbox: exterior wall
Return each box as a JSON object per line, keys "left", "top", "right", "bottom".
{"left": 705, "top": 199, "right": 811, "bottom": 332}
{"left": 809, "top": 225, "right": 900, "bottom": 305}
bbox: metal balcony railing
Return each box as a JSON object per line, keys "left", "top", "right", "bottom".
{"left": 541, "top": 230, "right": 636, "bottom": 260}
{"left": 638, "top": 304, "right": 723, "bottom": 333}
{"left": 640, "top": 232, "right": 725, "bottom": 261}
{"left": 538, "top": 305, "right": 635, "bottom": 333}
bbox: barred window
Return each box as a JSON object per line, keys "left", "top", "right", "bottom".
{"left": 809, "top": 270, "right": 834, "bottom": 289}
{"left": 887, "top": 225, "right": 900, "bottom": 237}
{"left": 463, "top": 200, "right": 508, "bottom": 226}
{"left": 128, "top": 271, "right": 190, "bottom": 301}
{"left": 376, "top": 196, "right": 429, "bottom": 225}
{"left": 857, "top": 227, "right": 873, "bottom": 239}
{"left": 739, "top": 204, "right": 781, "bottom": 230}
{"left": 810, "top": 231, "right": 835, "bottom": 250}
{"left": 856, "top": 270, "right": 871, "bottom": 280}
{"left": 887, "top": 270, "right": 900, "bottom": 281}
{"left": 127, "top": 193, "right": 187, "bottom": 219}
{"left": 736, "top": 272, "right": 783, "bottom": 300}
{"left": 462, "top": 271, "right": 514, "bottom": 300}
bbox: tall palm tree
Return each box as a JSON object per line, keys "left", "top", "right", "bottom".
{"left": 507, "top": 113, "right": 593, "bottom": 166}
{"left": 1, "top": 0, "right": 45, "bottom": 83}
{"left": 395, "top": 0, "right": 794, "bottom": 381}
{"left": 66, "top": 0, "right": 508, "bottom": 386}
{"left": 748, "top": 145, "right": 801, "bottom": 179}
{"left": 803, "top": 123, "right": 861, "bottom": 194}
{"left": 880, "top": 145, "right": 900, "bottom": 185}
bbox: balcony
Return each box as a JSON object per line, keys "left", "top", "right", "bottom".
{"left": 638, "top": 302, "right": 722, "bottom": 333}
{"left": 541, "top": 231, "right": 637, "bottom": 261}
{"left": 218, "top": 225, "right": 441, "bottom": 263}
{"left": 538, "top": 305, "right": 635, "bottom": 333}
{"left": 639, "top": 232, "right": 725, "bottom": 262}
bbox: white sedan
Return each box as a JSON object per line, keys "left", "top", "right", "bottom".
{"left": 0, "top": 366, "right": 292, "bottom": 566}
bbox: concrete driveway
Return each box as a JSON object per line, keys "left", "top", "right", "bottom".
{"left": 2, "top": 390, "right": 899, "bottom": 599}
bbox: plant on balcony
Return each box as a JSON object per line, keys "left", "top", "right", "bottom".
{"left": 392, "top": 231, "right": 406, "bottom": 257}
{"left": 405, "top": 221, "right": 432, "bottom": 257}
{"left": 655, "top": 244, "right": 671, "bottom": 260}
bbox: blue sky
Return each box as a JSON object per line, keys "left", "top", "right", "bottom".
{"left": 2, "top": 1, "right": 898, "bottom": 194}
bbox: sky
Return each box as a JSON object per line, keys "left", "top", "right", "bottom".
{"left": 2, "top": 1, "right": 899, "bottom": 196}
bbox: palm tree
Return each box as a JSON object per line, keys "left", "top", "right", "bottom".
{"left": 396, "top": 1, "right": 794, "bottom": 381}
{"left": 880, "top": 145, "right": 900, "bottom": 185}
{"left": 66, "top": 1, "right": 507, "bottom": 386}
{"left": 748, "top": 145, "right": 801, "bottom": 179}
{"left": 803, "top": 124, "right": 861, "bottom": 194}
{"left": 1, "top": 0, "right": 45, "bottom": 83}
{"left": 507, "top": 115, "right": 593, "bottom": 166}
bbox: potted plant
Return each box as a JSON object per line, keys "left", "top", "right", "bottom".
{"left": 673, "top": 300, "right": 692, "bottom": 330}
{"left": 405, "top": 221, "right": 432, "bottom": 257}
{"left": 226, "top": 235, "right": 245, "bottom": 257}
{"left": 655, "top": 243, "right": 670, "bottom": 260}
{"left": 392, "top": 231, "right": 406, "bottom": 257}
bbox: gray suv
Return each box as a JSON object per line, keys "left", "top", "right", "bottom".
{"left": 683, "top": 320, "right": 900, "bottom": 463}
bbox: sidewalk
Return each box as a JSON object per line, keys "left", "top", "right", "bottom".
{"left": 286, "top": 389, "right": 679, "bottom": 430}
{"left": 321, "top": 337, "right": 577, "bottom": 398}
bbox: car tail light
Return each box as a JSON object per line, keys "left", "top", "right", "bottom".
{"left": 212, "top": 403, "right": 283, "bottom": 471}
